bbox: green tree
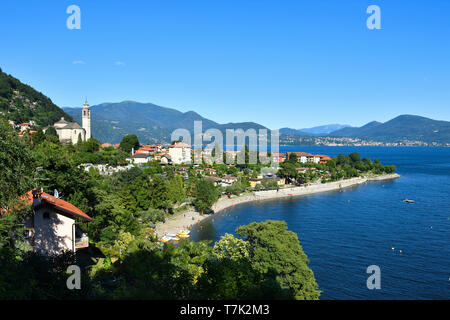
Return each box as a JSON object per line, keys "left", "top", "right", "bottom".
{"left": 31, "top": 128, "right": 46, "bottom": 146}
{"left": 212, "top": 233, "right": 250, "bottom": 261}
{"left": 193, "top": 179, "right": 219, "bottom": 214}
{"left": 236, "top": 220, "right": 320, "bottom": 300}
{"left": 32, "top": 141, "right": 94, "bottom": 213}
{"left": 149, "top": 176, "right": 171, "bottom": 213}
{"left": 279, "top": 161, "right": 297, "bottom": 183}
{"left": 166, "top": 175, "right": 185, "bottom": 204}
{"left": 119, "top": 134, "right": 140, "bottom": 154}
{"left": 0, "top": 120, "right": 34, "bottom": 209}
{"left": 288, "top": 153, "right": 298, "bottom": 162}
{"left": 41, "top": 127, "right": 59, "bottom": 144}
{"left": 0, "top": 120, "right": 34, "bottom": 258}
{"left": 80, "top": 137, "right": 101, "bottom": 153}
{"left": 349, "top": 152, "right": 361, "bottom": 163}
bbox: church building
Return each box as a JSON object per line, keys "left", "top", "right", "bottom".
{"left": 45, "top": 100, "right": 91, "bottom": 144}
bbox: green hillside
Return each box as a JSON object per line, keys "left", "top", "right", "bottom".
{"left": 0, "top": 67, "right": 72, "bottom": 127}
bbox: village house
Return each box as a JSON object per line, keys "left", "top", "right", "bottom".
{"left": 160, "top": 154, "right": 172, "bottom": 165}
{"left": 249, "top": 176, "right": 286, "bottom": 188}
{"left": 154, "top": 150, "right": 169, "bottom": 161}
{"left": 222, "top": 175, "right": 238, "bottom": 184}
{"left": 204, "top": 168, "right": 217, "bottom": 175}
{"left": 101, "top": 143, "right": 114, "bottom": 149}
{"left": 220, "top": 175, "right": 238, "bottom": 187}
{"left": 286, "top": 152, "right": 312, "bottom": 163}
{"left": 127, "top": 153, "right": 152, "bottom": 165}
{"left": 19, "top": 122, "right": 31, "bottom": 131}
{"left": 135, "top": 144, "right": 161, "bottom": 155}
{"left": 18, "top": 189, "right": 93, "bottom": 255}
{"left": 316, "top": 154, "right": 332, "bottom": 164}
{"left": 168, "top": 142, "right": 192, "bottom": 164}
{"left": 285, "top": 152, "right": 330, "bottom": 164}
{"left": 203, "top": 176, "right": 223, "bottom": 186}
{"left": 81, "top": 163, "right": 133, "bottom": 175}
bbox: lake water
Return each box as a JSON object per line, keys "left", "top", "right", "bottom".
{"left": 190, "top": 146, "right": 450, "bottom": 299}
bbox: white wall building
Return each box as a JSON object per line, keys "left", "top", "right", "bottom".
{"left": 22, "top": 189, "right": 93, "bottom": 255}
{"left": 127, "top": 153, "right": 152, "bottom": 164}
{"left": 168, "top": 142, "right": 192, "bottom": 164}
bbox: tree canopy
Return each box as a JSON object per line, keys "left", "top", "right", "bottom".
{"left": 119, "top": 134, "right": 140, "bottom": 154}
{"left": 236, "top": 220, "right": 321, "bottom": 300}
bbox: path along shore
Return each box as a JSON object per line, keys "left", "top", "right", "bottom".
{"left": 154, "top": 173, "right": 400, "bottom": 237}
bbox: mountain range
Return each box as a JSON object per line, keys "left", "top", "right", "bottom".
{"left": 66, "top": 101, "right": 450, "bottom": 145}
{"left": 329, "top": 115, "right": 450, "bottom": 144}
{"left": 279, "top": 124, "right": 351, "bottom": 136}
{"left": 64, "top": 101, "right": 268, "bottom": 144}
{"left": 2, "top": 68, "right": 450, "bottom": 145}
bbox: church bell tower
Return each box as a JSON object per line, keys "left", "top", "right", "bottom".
{"left": 82, "top": 99, "right": 91, "bottom": 140}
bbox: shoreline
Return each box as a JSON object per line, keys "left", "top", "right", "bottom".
{"left": 154, "top": 173, "right": 400, "bottom": 237}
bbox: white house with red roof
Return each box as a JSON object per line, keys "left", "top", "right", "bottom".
{"left": 21, "top": 189, "right": 93, "bottom": 255}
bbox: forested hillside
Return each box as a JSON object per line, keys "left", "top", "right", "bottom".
{"left": 0, "top": 67, "right": 72, "bottom": 127}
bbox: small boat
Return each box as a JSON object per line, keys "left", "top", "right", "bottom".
{"left": 177, "top": 233, "right": 190, "bottom": 239}
{"left": 159, "top": 236, "right": 172, "bottom": 243}
{"left": 403, "top": 199, "right": 415, "bottom": 203}
{"left": 178, "top": 229, "right": 190, "bottom": 235}
{"left": 166, "top": 233, "right": 177, "bottom": 237}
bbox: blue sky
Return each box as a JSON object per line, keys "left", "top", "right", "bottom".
{"left": 1, "top": 0, "right": 449, "bottom": 129}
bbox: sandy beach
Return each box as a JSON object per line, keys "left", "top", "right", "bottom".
{"left": 155, "top": 173, "right": 400, "bottom": 237}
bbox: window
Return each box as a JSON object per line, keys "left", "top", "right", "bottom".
{"left": 43, "top": 212, "right": 50, "bottom": 219}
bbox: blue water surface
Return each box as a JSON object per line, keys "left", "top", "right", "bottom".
{"left": 190, "top": 147, "right": 450, "bottom": 299}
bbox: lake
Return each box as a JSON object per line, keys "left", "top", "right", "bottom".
{"left": 190, "top": 146, "right": 450, "bottom": 299}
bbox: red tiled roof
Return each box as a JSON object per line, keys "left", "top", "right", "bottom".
{"left": 169, "top": 142, "right": 191, "bottom": 148}
{"left": 22, "top": 190, "right": 93, "bottom": 222}
{"left": 315, "top": 154, "right": 331, "bottom": 159}
{"left": 286, "top": 152, "right": 313, "bottom": 157}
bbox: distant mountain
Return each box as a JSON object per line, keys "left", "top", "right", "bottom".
{"left": 330, "top": 115, "right": 450, "bottom": 144}
{"left": 0, "top": 67, "right": 72, "bottom": 126}
{"left": 65, "top": 101, "right": 268, "bottom": 144}
{"left": 329, "top": 121, "right": 382, "bottom": 137}
{"left": 278, "top": 128, "right": 309, "bottom": 136}
{"left": 280, "top": 124, "right": 351, "bottom": 136}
